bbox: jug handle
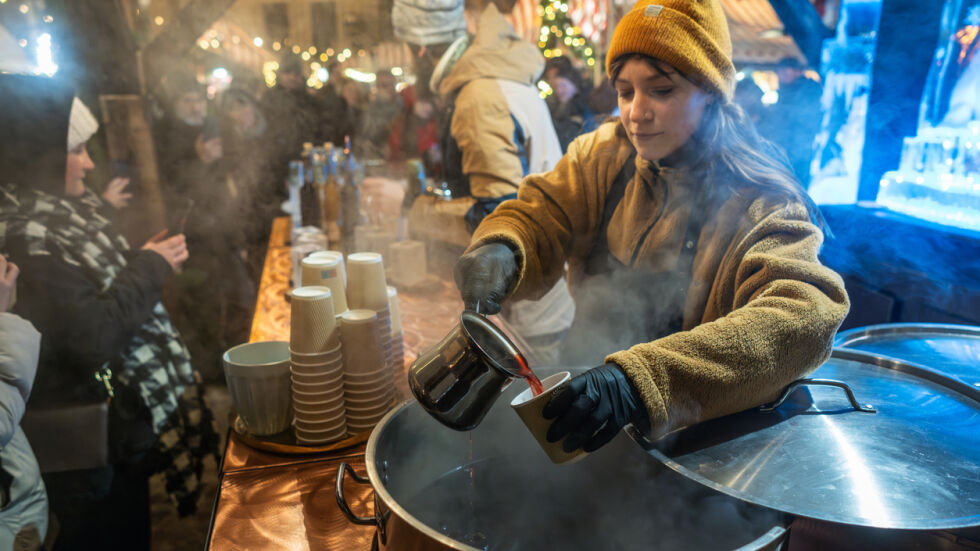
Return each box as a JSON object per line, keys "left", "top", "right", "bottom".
{"left": 336, "top": 462, "right": 377, "bottom": 526}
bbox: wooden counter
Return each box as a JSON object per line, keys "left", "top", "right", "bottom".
{"left": 208, "top": 217, "right": 463, "bottom": 550}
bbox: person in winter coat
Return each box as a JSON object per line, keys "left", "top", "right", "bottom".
{"left": 758, "top": 57, "right": 823, "bottom": 188}
{"left": 432, "top": 0, "right": 575, "bottom": 365}
{"left": 0, "top": 74, "right": 218, "bottom": 551}
{"left": 220, "top": 87, "right": 280, "bottom": 282}
{"left": 546, "top": 61, "right": 597, "bottom": 153}
{"left": 0, "top": 255, "right": 48, "bottom": 551}
{"left": 455, "top": 0, "right": 849, "bottom": 454}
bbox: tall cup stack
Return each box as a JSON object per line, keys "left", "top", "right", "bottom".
{"left": 340, "top": 309, "right": 395, "bottom": 431}
{"left": 346, "top": 253, "right": 393, "bottom": 377}
{"left": 289, "top": 286, "right": 347, "bottom": 444}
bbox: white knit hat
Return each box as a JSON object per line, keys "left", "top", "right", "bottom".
{"left": 67, "top": 96, "right": 98, "bottom": 151}
{"left": 392, "top": 0, "right": 466, "bottom": 46}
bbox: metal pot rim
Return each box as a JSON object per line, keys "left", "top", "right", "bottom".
{"left": 365, "top": 402, "right": 483, "bottom": 551}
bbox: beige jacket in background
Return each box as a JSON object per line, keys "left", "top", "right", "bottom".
{"left": 470, "top": 121, "right": 850, "bottom": 437}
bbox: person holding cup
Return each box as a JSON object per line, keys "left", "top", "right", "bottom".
{"left": 455, "top": 0, "right": 849, "bottom": 454}
{"left": 0, "top": 74, "right": 218, "bottom": 550}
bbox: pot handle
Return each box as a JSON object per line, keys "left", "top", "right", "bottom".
{"left": 335, "top": 462, "right": 377, "bottom": 526}
{"left": 759, "top": 378, "right": 876, "bottom": 413}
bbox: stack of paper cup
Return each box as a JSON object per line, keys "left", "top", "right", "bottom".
{"left": 387, "top": 286, "right": 405, "bottom": 374}
{"left": 301, "top": 255, "right": 348, "bottom": 315}
{"left": 347, "top": 253, "right": 392, "bottom": 373}
{"left": 290, "top": 287, "right": 347, "bottom": 444}
{"left": 340, "top": 309, "right": 395, "bottom": 432}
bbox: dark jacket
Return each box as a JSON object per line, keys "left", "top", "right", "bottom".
{"left": 10, "top": 244, "right": 171, "bottom": 404}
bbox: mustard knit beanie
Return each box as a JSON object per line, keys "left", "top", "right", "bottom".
{"left": 606, "top": 0, "right": 736, "bottom": 101}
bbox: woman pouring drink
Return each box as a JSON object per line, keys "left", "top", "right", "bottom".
{"left": 455, "top": 0, "right": 849, "bottom": 453}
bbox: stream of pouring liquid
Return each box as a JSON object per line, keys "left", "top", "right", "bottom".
{"left": 513, "top": 354, "right": 544, "bottom": 396}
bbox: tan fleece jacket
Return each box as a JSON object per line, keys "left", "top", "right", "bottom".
{"left": 469, "top": 121, "right": 850, "bottom": 438}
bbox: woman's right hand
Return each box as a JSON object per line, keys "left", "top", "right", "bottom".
{"left": 141, "top": 231, "right": 189, "bottom": 272}
{"left": 0, "top": 254, "right": 19, "bottom": 312}
{"left": 453, "top": 242, "right": 518, "bottom": 315}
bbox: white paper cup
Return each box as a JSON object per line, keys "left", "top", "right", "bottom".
{"left": 290, "top": 362, "right": 344, "bottom": 379}
{"left": 510, "top": 372, "right": 587, "bottom": 464}
{"left": 290, "top": 286, "right": 338, "bottom": 353}
{"left": 301, "top": 256, "right": 348, "bottom": 314}
{"left": 345, "top": 389, "right": 393, "bottom": 405}
{"left": 345, "top": 384, "right": 392, "bottom": 399}
{"left": 295, "top": 412, "right": 347, "bottom": 433}
{"left": 293, "top": 399, "right": 346, "bottom": 417}
{"left": 387, "top": 240, "right": 427, "bottom": 287}
{"left": 290, "top": 343, "right": 343, "bottom": 366}
{"left": 340, "top": 310, "right": 387, "bottom": 374}
{"left": 223, "top": 341, "right": 292, "bottom": 436}
{"left": 294, "top": 382, "right": 345, "bottom": 402}
{"left": 296, "top": 424, "right": 348, "bottom": 444}
{"left": 291, "top": 367, "right": 344, "bottom": 383}
{"left": 293, "top": 400, "right": 345, "bottom": 421}
{"left": 346, "top": 253, "right": 389, "bottom": 311}
{"left": 344, "top": 367, "right": 390, "bottom": 383}
{"left": 290, "top": 354, "right": 344, "bottom": 370}
{"left": 346, "top": 420, "right": 381, "bottom": 431}
{"left": 308, "top": 250, "right": 347, "bottom": 285}
{"left": 291, "top": 375, "right": 344, "bottom": 394}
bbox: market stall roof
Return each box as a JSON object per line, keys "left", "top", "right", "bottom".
{"left": 721, "top": 0, "right": 806, "bottom": 65}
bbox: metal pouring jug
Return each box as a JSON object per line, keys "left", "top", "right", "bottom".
{"left": 408, "top": 309, "right": 528, "bottom": 431}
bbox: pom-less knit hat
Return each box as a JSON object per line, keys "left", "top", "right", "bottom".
{"left": 68, "top": 97, "right": 98, "bottom": 151}
{"left": 605, "top": 0, "right": 736, "bottom": 101}
{"left": 392, "top": 0, "right": 467, "bottom": 46}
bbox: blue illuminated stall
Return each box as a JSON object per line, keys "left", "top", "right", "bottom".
{"left": 818, "top": 0, "right": 980, "bottom": 329}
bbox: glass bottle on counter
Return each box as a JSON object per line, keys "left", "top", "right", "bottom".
{"left": 340, "top": 135, "right": 362, "bottom": 251}
{"left": 321, "top": 142, "right": 342, "bottom": 243}
{"left": 299, "top": 147, "right": 321, "bottom": 228}
{"left": 287, "top": 160, "right": 304, "bottom": 228}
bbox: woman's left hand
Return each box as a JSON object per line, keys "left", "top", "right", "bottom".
{"left": 542, "top": 364, "right": 649, "bottom": 453}
{"left": 0, "top": 254, "right": 18, "bottom": 312}
{"left": 101, "top": 178, "right": 133, "bottom": 209}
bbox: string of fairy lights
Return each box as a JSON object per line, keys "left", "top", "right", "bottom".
{"left": 194, "top": 25, "right": 379, "bottom": 89}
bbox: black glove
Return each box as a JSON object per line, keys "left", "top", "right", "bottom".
{"left": 542, "top": 364, "right": 649, "bottom": 453}
{"left": 453, "top": 242, "right": 518, "bottom": 315}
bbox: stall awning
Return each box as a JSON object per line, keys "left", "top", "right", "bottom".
{"left": 721, "top": 0, "right": 805, "bottom": 65}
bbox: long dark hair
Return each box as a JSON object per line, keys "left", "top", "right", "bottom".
{"left": 609, "top": 54, "right": 826, "bottom": 232}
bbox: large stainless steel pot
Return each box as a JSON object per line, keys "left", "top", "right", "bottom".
{"left": 337, "top": 366, "right": 789, "bottom": 551}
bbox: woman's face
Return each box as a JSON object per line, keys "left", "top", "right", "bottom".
{"left": 614, "top": 58, "right": 712, "bottom": 162}
{"left": 551, "top": 76, "right": 578, "bottom": 104}
{"left": 228, "top": 99, "right": 257, "bottom": 130}
{"left": 65, "top": 143, "right": 95, "bottom": 197}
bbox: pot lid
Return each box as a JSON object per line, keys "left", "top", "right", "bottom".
{"left": 629, "top": 349, "right": 980, "bottom": 530}
{"left": 835, "top": 323, "right": 980, "bottom": 387}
